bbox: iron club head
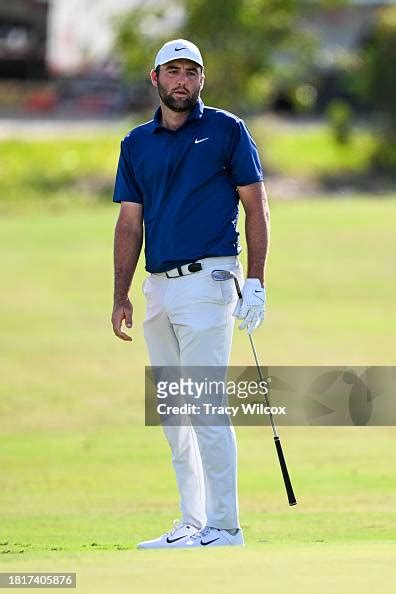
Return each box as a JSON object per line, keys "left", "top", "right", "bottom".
{"left": 211, "top": 269, "right": 242, "bottom": 298}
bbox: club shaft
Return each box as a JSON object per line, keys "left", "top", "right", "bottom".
{"left": 232, "top": 277, "right": 243, "bottom": 299}
{"left": 248, "top": 335, "right": 297, "bottom": 505}
{"left": 232, "top": 275, "right": 297, "bottom": 506}
{"left": 248, "top": 334, "right": 278, "bottom": 439}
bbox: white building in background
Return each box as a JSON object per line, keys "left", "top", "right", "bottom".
{"left": 47, "top": 0, "right": 138, "bottom": 74}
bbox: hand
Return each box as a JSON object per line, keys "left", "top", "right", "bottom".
{"left": 112, "top": 298, "right": 133, "bottom": 341}
{"left": 233, "top": 278, "right": 266, "bottom": 334}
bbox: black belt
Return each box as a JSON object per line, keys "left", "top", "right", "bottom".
{"left": 164, "top": 261, "right": 203, "bottom": 278}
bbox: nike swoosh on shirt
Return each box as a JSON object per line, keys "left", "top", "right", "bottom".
{"left": 166, "top": 535, "right": 188, "bottom": 543}
{"left": 175, "top": 47, "right": 187, "bottom": 51}
{"left": 201, "top": 538, "right": 220, "bottom": 546}
{"left": 195, "top": 137, "right": 209, "bottom": 144}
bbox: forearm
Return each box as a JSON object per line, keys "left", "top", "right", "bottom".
{"left": 113, "top": 221, "right": 143, "bottom": 303}
{"left": 245, "top": 190, "right": 270, "bottom": 285}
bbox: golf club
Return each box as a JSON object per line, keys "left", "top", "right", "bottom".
{"left": 211, "top": 269, "right": 297, "bottom": 506}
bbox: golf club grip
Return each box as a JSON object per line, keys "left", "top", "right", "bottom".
{"left": 274, "top": 436, "right": 297, "bottom": 506}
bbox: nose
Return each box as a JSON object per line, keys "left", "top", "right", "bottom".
{"left": 176, "top": 71, "right": 188, "bottom": 86}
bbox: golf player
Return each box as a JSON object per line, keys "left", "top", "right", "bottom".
{"left": 111, "top": 39, "right": 270, "bottom": 548}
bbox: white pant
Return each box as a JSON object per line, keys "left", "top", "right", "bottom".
{"left": 142, "top": 256, "right": 244, "bottom": 530}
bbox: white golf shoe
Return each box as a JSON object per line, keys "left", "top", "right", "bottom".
{"left": 185, "top": 526, "right": 244, "bottom": 548}
{"left": 137, "top": 519, "right": 199, "bottom": 549}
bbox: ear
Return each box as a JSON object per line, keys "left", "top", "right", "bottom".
{"left": 150, "top": 68, "right": 158, "bottom": 88}
{"left": 200, "top": 71, "right": 205, "bottom": 91}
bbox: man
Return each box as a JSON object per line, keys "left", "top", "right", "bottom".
{"left": 111, "top": 39, "right": 270, "bottom": 548}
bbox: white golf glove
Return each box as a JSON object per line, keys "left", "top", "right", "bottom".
{"left": 233, "top": 278, "right": 266, "bottom": 334}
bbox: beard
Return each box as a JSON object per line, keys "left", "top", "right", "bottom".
{"left": 157, "top": 82, "right": 200, "bottom": 113}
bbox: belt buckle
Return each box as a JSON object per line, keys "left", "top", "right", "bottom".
{"left": 187, "top": 262, "right": 202, "bottom": 273}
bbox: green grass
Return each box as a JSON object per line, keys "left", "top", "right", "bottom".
{"left": 0, "top": 136, "right": 121, "bottom": 209}
{"left": 251, "top": 117, "right": 377, "bottom": 177}
{"left": 0, "top": 200, "right": 395, "bottom": 593}
{"left": 1, "top": 426, "right": 395, "bottom": 551}
{"left": 0, "top": 119, "right": 378, "bottom": 212}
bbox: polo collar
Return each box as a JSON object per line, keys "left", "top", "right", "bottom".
{"left": 152, "top": 97, "right": 204, "bottom": 133}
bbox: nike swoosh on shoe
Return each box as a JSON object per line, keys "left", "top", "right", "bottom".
{"left": 166, "top": 535, "right": 188, "bottom": 543}
{"left": 201, "top": 538, "right": 220, "bottom": 546}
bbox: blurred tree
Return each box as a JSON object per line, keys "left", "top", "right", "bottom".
{"left": 358, "top": 6, "right": 396, "bottom": 171}
{"left": 326, "top": 99, "right": 353, "bottom": 144}
{"left": 114, "top": 0, "right": 317, "bottom": 111}
{"left": 360, "top": 6, "right": 396, "bottom": 129}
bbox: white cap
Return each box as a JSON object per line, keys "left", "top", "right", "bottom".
{"left": 154, "top": 39, "right": 203, "bottom": 68}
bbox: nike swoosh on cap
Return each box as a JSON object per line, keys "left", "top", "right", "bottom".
{"left": 201, "top": 538, "right": 220, "bottom": 546}
{"left": 175, "top": 47, "right": 187, "bottom": 51}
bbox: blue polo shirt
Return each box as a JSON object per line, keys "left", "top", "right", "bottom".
{"left": 113, "top": 98, "right": 264, "bottom": 273}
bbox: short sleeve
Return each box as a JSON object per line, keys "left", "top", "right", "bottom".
{"left": 227, "top": 120, "right": 264, "bottom": 186}
{"left": 112, "top": 139, "right": 143, "bottom": 204}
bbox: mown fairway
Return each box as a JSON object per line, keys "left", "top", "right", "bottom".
{"left": 1, "top": 199, "right": 395, "bottom": 593}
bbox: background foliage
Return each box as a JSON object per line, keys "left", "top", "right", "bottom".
{"left": 115, "top": 0, "right": 315, "bottom": 111}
